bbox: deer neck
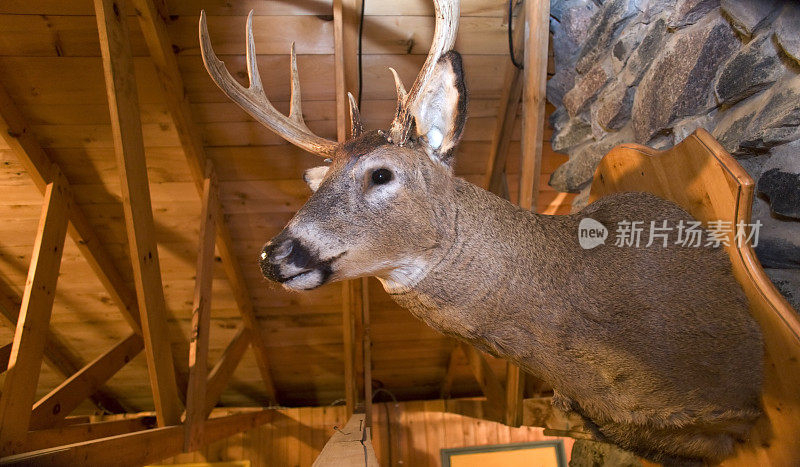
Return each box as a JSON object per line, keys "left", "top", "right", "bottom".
{"left": 378, "top": 178, "right": 571, "bottom": 373}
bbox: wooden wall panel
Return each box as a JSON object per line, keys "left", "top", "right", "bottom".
{"left": 155, "top": 402, "right": 573, "bottom": 466}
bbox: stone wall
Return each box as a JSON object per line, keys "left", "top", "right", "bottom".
{"left": 548, "top": 0, "right": 800, "bottom": 309}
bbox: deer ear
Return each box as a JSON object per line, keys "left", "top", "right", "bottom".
{"left": 303, "top": 166, "right": 329, "bottom": 192}
{"left": 412, "top": 51, "right": 468, "bottom": 168}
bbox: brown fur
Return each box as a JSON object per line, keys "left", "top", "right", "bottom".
{"left": 386, "top": 181, "right": 763, "bottom": 463}
{"left": 254, "top": 53, "right": 764, "bottom": 464}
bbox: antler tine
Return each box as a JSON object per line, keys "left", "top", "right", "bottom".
{"left": 388, "top": 67, "right": 407, "bottom": 121}
{"left": 244, "top": 11, "right": 263, "bottom": 93}
{"left": 347, "top": 92, "right": 364, "bottom": 138}
{"left": 389, "top": 0, "right": 460, "bottom": 143}
{"left": 288, "top": 42, "right": 304, "bottom": 125}
{"left": 199, "top": 10, "right": 338, "bottom": 157}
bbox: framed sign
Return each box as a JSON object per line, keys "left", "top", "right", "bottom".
{"left": 441, "top": 440, "right": 567, "bottom": 467}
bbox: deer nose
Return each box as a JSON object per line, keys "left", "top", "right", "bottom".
{"left": 268, "top": 239, "right": 293, "bottom": 261}
{"left": 260, "top": 238, "right": 314, "bottom": 279}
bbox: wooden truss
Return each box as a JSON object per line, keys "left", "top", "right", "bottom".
{"left": 0, "top": 0, "right": 281, "bottom": 461}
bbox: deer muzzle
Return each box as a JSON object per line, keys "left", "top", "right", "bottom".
{"left": 259, "top": 236, "right": 337, "bottom": 290}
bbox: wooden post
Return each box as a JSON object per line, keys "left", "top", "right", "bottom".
{"left": 184, "top": 167, "right": 218, "bottom": 451}
{"left": 361, "top": 280, "right": 372, "bottom": 426}
{"left": 94, "top": 0, "right": 181, "bottom": 426}
{"left": 334, "top": 0, "right": 371, "bottom": 421}
{"left": 506, "top": 0, "right": 552, "bottom": 428}
{"left": 519, "top": 0, "right": 551, "bottom": 210}
{"left": 0, "top": 173, "right": 70, "bottom": 455}
{"left": 341, "top": 281, "right": 363, "bottom": 416}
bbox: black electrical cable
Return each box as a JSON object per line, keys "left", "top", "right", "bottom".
{"left": 358, "top": 0, "right": 366, "bottom": 108}
{"left": 508, "top": 0, "right": 523, "bottom": 69}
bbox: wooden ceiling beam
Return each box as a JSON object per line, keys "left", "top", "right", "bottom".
{"left": 132, "top": 0, "right": 278, "bottom": 404}
{"left": 21, "top": 416, "right": 157, "bottom": 454}
{"left": 29, "top": 333, "right": 144, "bottom": 431}
{"left": 184, "top": 168, "right": 218, "bottom": 452}
{"left": 94, "top": 0, "right": 182, "bottom": 426}
{"left": 0, "top": 409, "right": 276, "bottom": 466}
{"left": 0, "top": 174, "right": 70, "bottom": 455}
{"left": 0, "top": 79, "right": 141, "bottom": 335}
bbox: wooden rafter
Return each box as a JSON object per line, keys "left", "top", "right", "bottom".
{"left": 94, "top": 0, "right": 181, "bottom": 426}
{"left": 1, "top": 409, "right": 277, "bottom": 466}
{"left": 0, "top": 80, "right": 141, "bottom": 334}
{"left": 132, "top": 0, "right": 278, "bottom": 403}
{"left": 29, "top": 333, "right": 143, "bottom": 430}
{"left": 0, "top": 174, "right": 70, "bottom": 455}
{"left": 184, "top": 168, "right": 218, "bottom": 451}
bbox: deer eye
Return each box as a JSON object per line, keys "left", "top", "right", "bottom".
{"left": 371, "top": 168, "right": 393, "bottom": 185}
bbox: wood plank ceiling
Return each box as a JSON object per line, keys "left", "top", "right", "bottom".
{"left": 0, "top": 0, "right": 571, "bottom": 412}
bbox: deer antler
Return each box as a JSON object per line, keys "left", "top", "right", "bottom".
{"left": 199, "top": 10, "right": 338, "bottom": 158}
{"left": 388, "top": 0, "right": 460, "bottom": 145}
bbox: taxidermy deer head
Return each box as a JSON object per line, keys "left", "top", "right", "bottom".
{"left": 199, "top": 2, "right": 463, "bottom": 291}
{"left": 200, "top": 2, "right": 763, "bottom": 464}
